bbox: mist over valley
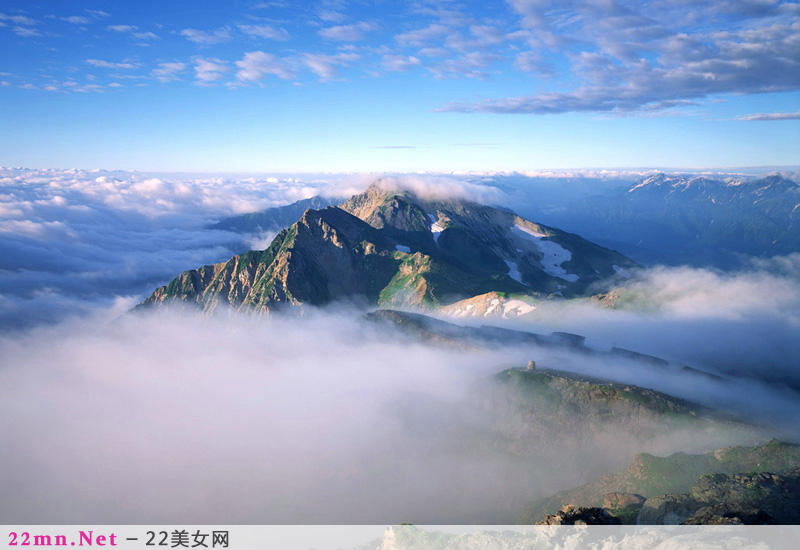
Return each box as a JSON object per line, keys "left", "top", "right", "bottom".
{"left": 2, "top": 168, "right": 799, "bottom": 523}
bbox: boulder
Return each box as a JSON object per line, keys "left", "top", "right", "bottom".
{"left": 537, "top": 504, "right": 621, "bottom": 525}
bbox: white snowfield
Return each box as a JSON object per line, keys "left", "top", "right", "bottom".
{"left": 502, "top": 299, "right": 536, "bottom": 316}
{"left": 395, "top": 244, "right": 411, "bottom": 253}
{"left": 505, "top": 260, "right": 523, "bottom": 283}
{"left": 513, "top": 224, "right": 548, "bottom": 238}
{"left": 428, "top": 213, "right": 444, "bottom": 243}
{"left": 447, "top": 296, "right": 535, "bottom": 318}
{"left": 511, "top": 223, "right": 580, "bottom": 282}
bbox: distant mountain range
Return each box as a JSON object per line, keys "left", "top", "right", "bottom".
{"left": 208, "top": 173, "right": 800, "bottom": 269}
{"left": 208, "top": 195, "right": 342, "bottom": 233}
{"left": 141, "top": 182, "right": 635, "bottom": 312}
{"left": 520, "top": 174, "right": 800, "bottom": 267}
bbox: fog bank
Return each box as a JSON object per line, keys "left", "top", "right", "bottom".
{"left": 0, "top": 306, "right": 766, "bottom": 523}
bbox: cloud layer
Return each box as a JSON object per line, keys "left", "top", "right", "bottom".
{"left": 0, "top": 168, "right": 357, "bottom": 328}
{"left": 443, "top": 0, "right": 800, "bottom": 114}
{"left": 3, "top": 2, "right": 798, "bottom": 117}
{"left": 0, "top": 306, "right": 772, "bottom": 522}
{"left": 500, "top": 256, "right": 800, "bottom": 408}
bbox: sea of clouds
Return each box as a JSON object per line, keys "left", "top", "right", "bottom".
{"left": 0, "top": 167, "right": 366, "bottom": 328}
{"left": 1, "top": 167, "right": 799, "bottom": 522}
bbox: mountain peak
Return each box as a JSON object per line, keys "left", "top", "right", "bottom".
{"left": 140, "top": 184, "right": 636, "bottom": 313}
{"left": 339, "top": 182, "right": 431, "bottom": 233}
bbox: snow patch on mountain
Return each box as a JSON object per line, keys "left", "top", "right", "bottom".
{"left": 439, "top": 291, "right": 537, "bottom": 319}
{"left": 511, "top": 224, "right": 579, "bottom": 282}
{"left": 505, "top": 260, "right": 523, "bottom": 283}
{"left": 503, "top": 299, "right": 535, "bottom": 316}
{"left": 513, "top": 223, "right": 548, "bottom": 239}
{"left": 429, "top": 213, "right": 444, "bottom": 243}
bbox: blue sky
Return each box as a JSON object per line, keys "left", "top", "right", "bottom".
{"left": 0, "top": 0, "right": 798, "bottom": 171}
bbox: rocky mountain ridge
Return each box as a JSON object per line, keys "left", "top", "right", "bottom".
{"left": 140, "top": 182, "right": 635, "bottom": 312}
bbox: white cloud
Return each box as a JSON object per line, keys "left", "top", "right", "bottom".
{"left": 132, "top": 31, "right": 157, "bottom": 41}
{"left": 615, "top": 260, "right": 800, "bottom": 322}
{"left": 514, "top": 51, "right": 553, "bottom": 75}
{"left": 395, "top": 23, "right": 449, "bottom": 46}
{"left": 12, "top": 26, "right": 40, "bottom": 37}
{"left": 193, "top": 58, "right": 228, "bottom": 83}
{"left": 152, "top": 62, "right": 187, "bottom": 82}
{"left": 86, "top": 59, "right": 139, "bottom": 70}
{"left": 319, "top": 21, "right": 376, "bottom": 42}
{"left": 3, "top": 302, "right": 775, "bottom": 522}
{"left": 108, "top": 24, "right": 135, "bottom": 32}
{"left": 0, "top": 167, "right": 363, "bottom": 328}
{"left": 180, "top": 27, "right": 231, "bottom": 45}
{"left": 107, "top": 24, "right": 158, "bottom": 41}
{"left": 55, "top": 80, "right": 104, "bottom": 93}
{"left": 317, "top": 0, "right": 347, "bottom": 22}
{"left": 238, "top": 24, "right": 289, "bottom": 40}
{"left": 0, "top": 12, "right": 36, "bottom": 26}
{"left": 303, "top": 52, "right": 359, "bottom": 81}
{"left": 0, "top": 308, "right": 543, "bottom": 521}
{"left": 381, "top": 54, "right": 422, "bottom": 72}
{"left": 738, "top": 110, "right": 800, "bottom": 121}
{"left": 235, "top": 51, "right": 295, "bottom": 82}
{"left": 445, "top": 1, "right": 800, "bottom": 115}
{"left": 76, "top": 83, "right": 103, "bottom": 92}
{"left": 468, "top": 24, "right": 505, "bottom": 46}
{"left": 62, "top": 16, "right": 90, "bottom": 25}
{"left": 427, "top": 51, "right": 499, "bottom": 79}
{"left": 85, "top": 10, "right": 111, "bottom": 19}
{"left": 373, "top": 175, "right": 504, "bottom": 203}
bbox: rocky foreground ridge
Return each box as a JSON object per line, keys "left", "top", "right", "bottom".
{"left": 524, "top": 439, "right": 800, "bottom": 524}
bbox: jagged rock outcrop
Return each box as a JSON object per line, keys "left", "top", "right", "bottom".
{"left": 141, "top": 207, "right": 401, "bottom": 312}
{"left": 439, "top": 291, "right": 537, "bottom": 319}
{"left": 524, "top": 440, "right": 800, "bottom": 524}
{"left": 602, "top": 492, "right": 646, "bottom": 509}
{"left": 536, "top": 504, "right": 621, "bottom": 525}
{"left": 636, "top": 494, "right": 702, "bottom": 525}
{"left": 638, "top": 468, "right": 800, "bottom": 524}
